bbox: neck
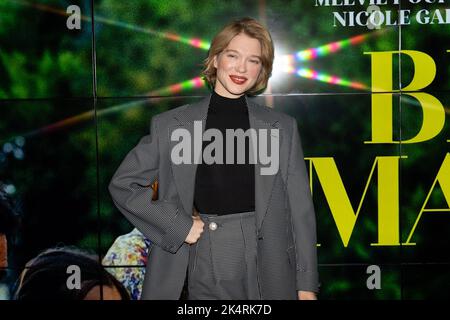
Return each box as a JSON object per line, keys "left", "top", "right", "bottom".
{"left": 213, "top": 89, "right": 245, "bottom": 100}
{"left": 209, "top": 90, "right": 247, "bottom": 112}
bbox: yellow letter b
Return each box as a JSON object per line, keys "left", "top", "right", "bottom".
{"left": 364, "top": 50, "right": 445, "bottom": 144}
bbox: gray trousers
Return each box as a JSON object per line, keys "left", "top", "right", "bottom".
{"left": 187, "top": 211, "right": 261, "bottom": 300}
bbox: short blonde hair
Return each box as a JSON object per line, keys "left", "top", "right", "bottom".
{"left": 202, "top": 17, "right": 274, "bottom": 95}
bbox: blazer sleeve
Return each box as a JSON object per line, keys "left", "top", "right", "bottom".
{"left": 286, "top": 117, "right": 320, "bottom": 293}
{"left": 108, "top": 115, "right": 193, "bottom": 254}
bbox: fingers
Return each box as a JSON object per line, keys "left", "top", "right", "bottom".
{"left": 185, "top": 216, "right": 205, "bottom": 244}
{"left": 193, "top": 219, "right": 205, "bottom": 242}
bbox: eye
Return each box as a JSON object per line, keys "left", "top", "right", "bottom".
{"left": 227, "top": 54, "right": 237, "bottom": 58}
{"left": 250, "top": 59, "right": 260, "bottom": 64}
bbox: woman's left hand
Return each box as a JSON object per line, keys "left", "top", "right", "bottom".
{"left": 297, "top": 291, "right": 317, "bottom": 300}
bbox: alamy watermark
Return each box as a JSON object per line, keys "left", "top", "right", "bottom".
{"left": 366, "top": 264, "right": 381, "bottom": 290}
{"left": 170, "top": 121, "right": 280, "bottom": 176}
{"left": 66, "top": 264, "right": 81, "bottom": 290}
{"left": 66, "top": 5, "right": 81, "bottom": 30}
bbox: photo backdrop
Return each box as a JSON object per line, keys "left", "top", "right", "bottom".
{"left": 1, "top": 0, "right": 449, "bottom": 299}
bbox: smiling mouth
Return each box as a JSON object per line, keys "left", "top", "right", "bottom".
{"left": 229, "top": 75, "right": 248, "bottom": 85}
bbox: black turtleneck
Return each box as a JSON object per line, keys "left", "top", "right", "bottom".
{"left": 193, "top": 91, "right": 255, "bottom": 215}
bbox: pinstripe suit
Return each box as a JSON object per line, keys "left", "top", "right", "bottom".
{"left": 109, "top": 94, "right": 319, "bottom": 299}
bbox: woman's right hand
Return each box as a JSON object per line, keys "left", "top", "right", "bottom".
{"left": 185, "top": 211, "right": 204, "bottom": 244}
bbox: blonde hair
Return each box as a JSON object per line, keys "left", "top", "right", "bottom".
{"left": 202, "top": 17, "right": 274, "bottom": 95}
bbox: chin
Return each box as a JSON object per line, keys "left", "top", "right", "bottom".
{"left": 228, "top": 84, "right": 254, "bottom": 96}
{"left": 230, "top": 89, "right": 247, "bottom": 96}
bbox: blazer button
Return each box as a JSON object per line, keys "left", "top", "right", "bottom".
{"left": 209, "top": 222, "right": 218, "bottom": 231}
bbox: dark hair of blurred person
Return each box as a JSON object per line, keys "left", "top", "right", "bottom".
{"left": 14, "top": 246, "right": 130, "bottom": 300}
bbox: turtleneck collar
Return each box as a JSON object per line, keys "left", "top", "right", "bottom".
{"left": 209, "top": 90, "right": 247, "bottom": 114}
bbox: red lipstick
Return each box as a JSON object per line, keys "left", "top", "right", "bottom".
{"left": 229, "top": 75, "right": 248, "bottom": 85}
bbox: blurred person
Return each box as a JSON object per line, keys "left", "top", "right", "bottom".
{"left": 1, "top": 182, "right": 22, "bottom": 299}
{"left": 109, "top": 17, "right": 319, "bottom": 300}
{"left": 14, "top": 246, "right": 130, "bottom": 300}
{"left": 102, "top": 228, "right": 150, "bottom": 300}
{"left": 0, "top": 182, "right": 21, "bottom": 270}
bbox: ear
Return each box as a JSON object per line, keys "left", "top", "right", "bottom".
{"left": 213, "top": 54, "right": 218, "bottom": 69}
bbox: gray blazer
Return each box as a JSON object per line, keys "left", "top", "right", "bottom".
{"left": 109, "top": 94, "right": 319, "bottom": 299}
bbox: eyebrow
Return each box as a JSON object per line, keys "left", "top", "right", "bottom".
{"left": 224, "top": 49, "right": 261, "bottom": 59}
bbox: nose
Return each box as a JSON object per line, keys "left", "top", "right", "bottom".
{"left": 235, "top": 59, "right": 247, "bottom": 73}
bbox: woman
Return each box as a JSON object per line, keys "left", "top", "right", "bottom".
{"left": 109, "top": 17, "right": 319, "bottom": 300}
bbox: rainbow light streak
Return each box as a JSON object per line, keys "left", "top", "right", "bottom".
{"left": 291, "top": 30, "right": 386, "bottom": 62}
{"left": 288, "top": 67, "right": 367, "bottom": 90}
{"left": 15, "top": 77, "right": 205, "bottom": 139}
{"left": 8, "top": 0, "right": 210, "bottom": 50}
{"left": 95, "top": 16, "right": 210, "bottom": 50}
{"left": 149, "top": 77, "right": 204, "bottom": 96}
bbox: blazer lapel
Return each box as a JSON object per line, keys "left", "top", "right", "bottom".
{"left": 169, "top": 95, "right": 210, "bottom": 216}
{"left": 246, "top": 97, "right": 282, "bottom": 232}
